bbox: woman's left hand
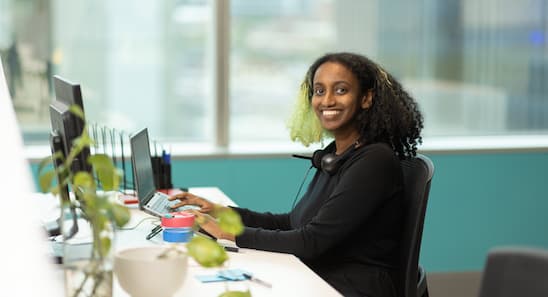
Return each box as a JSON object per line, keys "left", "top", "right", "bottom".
{"left": 189, "top": 210, "right": 235, "bottom": 242}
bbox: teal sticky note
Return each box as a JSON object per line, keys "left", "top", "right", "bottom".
{"left": 196, "top": 275, "right": 226, "bottom": 282}
{"left": 218, "top": 269, "right": 250, "bottom": 281}
{"left": 195, "top": 269, "right": 251, "bottom": 283}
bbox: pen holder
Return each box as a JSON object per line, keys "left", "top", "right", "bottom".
{"left": 151, "top": 156, "right": 163, "bottom": 189}
{"left": 151, "top": 151, "right": 173, "bottom": 189}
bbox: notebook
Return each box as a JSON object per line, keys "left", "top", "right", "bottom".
{"left": 129, "top": 128, "right": 197, "bottom": 217}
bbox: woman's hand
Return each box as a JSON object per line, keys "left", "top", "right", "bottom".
{"left": 189, "top": 210, "right": 235, "bottom": 242}
{"left": 168, "top": 192, "right": 215, "bottom": 214}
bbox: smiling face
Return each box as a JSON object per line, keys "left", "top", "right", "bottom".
{"left": 311, "top": 61, "right": 371, "bottom": 138}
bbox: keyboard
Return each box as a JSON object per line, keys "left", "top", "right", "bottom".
{"left": 147, "top": 192, "right": 201, "bottom": 215}
{"left": 149, "top": 192, "right": 176, "bottom": 212}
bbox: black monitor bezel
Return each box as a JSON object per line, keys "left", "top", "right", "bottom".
{"left": 51, "top": 75, "right": 91, "bottom": 173}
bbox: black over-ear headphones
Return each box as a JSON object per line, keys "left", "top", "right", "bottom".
{"left": 290, "top": 141, "right": 359, "bottom": 209}
{"left": 311, "top": 141, "right": 359, "bottom": 175}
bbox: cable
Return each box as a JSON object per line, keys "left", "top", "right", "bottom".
{"left": 291, "top": 165, "right": 314, "bottom": 210}
{"left": 118, "top": 217, "right": 158, "bottom": 230}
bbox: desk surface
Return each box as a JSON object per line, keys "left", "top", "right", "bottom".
{"left": 115, "top": 187, "right": 342, "bottom": 297}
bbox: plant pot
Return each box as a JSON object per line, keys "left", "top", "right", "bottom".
{"left": 64, "top": 258, "right": 113, "bottom": 297}
{"left": 61, "top": 206, "right": 115, "bottom": 297}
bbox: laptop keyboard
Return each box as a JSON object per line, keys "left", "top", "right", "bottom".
{"left": 148, "top": 192, "right": 201, "bottom": 214}
{"left": 149, "top": 192, "right": 176, "bottom": 212}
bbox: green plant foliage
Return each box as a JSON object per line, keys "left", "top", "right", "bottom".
{"left": 88, "top": 154, "right": 122, "bottom": 191}
{"left": 38, "top": 104, "right": 130, "bottom": 259}
{"left": 186, "top": 236, "right": 228, "bottom": 267}
{"left": 39, "top": 170, "right": 57, "bottom": 193}
{"left": 73, "top": 171, "right": 95, "bottom": 191}
{"left": 216, "top": 207, "right": 244, "bottom": 236}
{"left": 39, "top": 117, "right": 131, "bottom": 296}
{"left": 40, "top": 103, "right": 248, "bottom": 296}
{"left": 69, "top": 105, "right": 85, "bottom": 119}
{"left": 109, "top": 203, "right": 131, "bottom": 228}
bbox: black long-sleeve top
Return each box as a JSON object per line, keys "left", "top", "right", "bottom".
{"left": 233, "top": 142, "right": 405, "bottom": 297}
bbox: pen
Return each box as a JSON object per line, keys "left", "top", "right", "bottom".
{"left": 146, "top": 225, "right": 162, "bottom": 240}
{"left": 242, "top": 273, "right": 272, "bottom": 288}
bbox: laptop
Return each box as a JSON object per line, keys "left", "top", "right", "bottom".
{"left": 130, "top": 128, "right": 197, "bottom": 217}
{"left": 129, "top": 128, "right": 239, "bottom": 251}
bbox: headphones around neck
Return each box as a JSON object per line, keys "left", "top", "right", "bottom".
{"left": 289, "top": 141, "right": 360, "bottom": 209}
{"left": 311, "top": 141, "right": 359, "bottom": 175}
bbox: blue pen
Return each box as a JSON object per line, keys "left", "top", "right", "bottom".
{"left": 243, "top": 273, "right": 272, "bottom": 288}
{"left": 162, "top": 149, "right": 171, "bottom": 165}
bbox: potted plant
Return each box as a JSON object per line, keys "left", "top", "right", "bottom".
{"left": 40, "top": 105, "right": 251, "bottom": 297}
{"left": 39, "top": 105, "right": 131, "bottom": 297}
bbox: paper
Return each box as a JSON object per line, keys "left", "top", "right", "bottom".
{"left": 195, "top": 269, "right": 251, "bottom": 283}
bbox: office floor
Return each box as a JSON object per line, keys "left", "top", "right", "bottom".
{"left": 427, "top": 271, "right": 482, "bottom": 297}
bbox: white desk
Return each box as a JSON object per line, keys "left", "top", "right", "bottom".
{"left": 115, "top": 187, "right": 342, "bottom": 297}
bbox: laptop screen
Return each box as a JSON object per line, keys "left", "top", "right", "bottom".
{"left": 130, "top": 128, "right": 156, "bottom": 205}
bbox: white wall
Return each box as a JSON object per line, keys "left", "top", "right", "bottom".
{"left": 0, "top": 60, "right": 61, "bottom": 295}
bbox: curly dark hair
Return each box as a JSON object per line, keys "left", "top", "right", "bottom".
{"left": 305, "top": 52, "right": 423, "bottom": 159}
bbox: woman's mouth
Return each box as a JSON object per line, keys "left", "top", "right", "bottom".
{"left": 322, "top": 110, "right": 341, "bottom": 118}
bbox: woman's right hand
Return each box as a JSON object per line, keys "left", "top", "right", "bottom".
{"left": 168, "top": 192, "right": 215, "bottom": 214}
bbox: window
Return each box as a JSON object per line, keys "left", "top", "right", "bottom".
{"left": 2, "top": 0, "right": 213, "bottom": 145}
{"left": 1, "top": 0, "right": 547, "bottom": 151}
{"left": 229, "top": 0, "right": 336, "bottom": 143}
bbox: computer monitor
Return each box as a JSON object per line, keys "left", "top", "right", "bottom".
{"left": 50, "top": 76, "right": 91, "bottom": 174}
{"left": 48, "top": 76, "right": 91, "bottom": 238}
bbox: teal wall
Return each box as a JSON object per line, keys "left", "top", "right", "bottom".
{"left": 30, "top": 151, "right": 548, "bottom": 272}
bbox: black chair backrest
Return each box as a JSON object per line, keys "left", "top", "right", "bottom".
{"left": 400, "top": 154, "right": 434, "bottom": 297}
{"left": 479, "top": 247, "right": 548, "bottom": 297}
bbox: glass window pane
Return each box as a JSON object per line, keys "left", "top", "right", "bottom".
{"left": 376, "top": 0, "right": 548, "bottom": 136}
{"left": 229, "top": 0, "right": 338, "bottom": 143}
{"left": 229, "top": 0, "right": 548, "bottom": 143}
{"left": 1, "top": 0, "right": 213, "bottom": 144}
{"left": 2, "top": 0, "right": 548, "bottom": 149}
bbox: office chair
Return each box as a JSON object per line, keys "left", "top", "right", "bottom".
{"left": 400, "top": 154, "right": 434, "bottom": 297}
{"left": 478, "top": 247, "right": 548, "bottom": 297}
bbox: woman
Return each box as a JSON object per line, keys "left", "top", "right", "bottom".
{"left": 169, "top": 52, "right": 423, "bottom": 296}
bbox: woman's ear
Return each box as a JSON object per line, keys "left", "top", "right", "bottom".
{"left": 361, "top": 90, "right": 374, "bottom": 109}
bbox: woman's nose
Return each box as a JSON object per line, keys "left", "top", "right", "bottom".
{"left": 321, "top": 91, "right": 336, "bottom": 106}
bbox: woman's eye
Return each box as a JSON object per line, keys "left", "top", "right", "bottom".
{"left": 336, "top": 88, "right": 347, "bottom": 94}
{"left": 314, "top": 88, "right": 325, "bottom": 96}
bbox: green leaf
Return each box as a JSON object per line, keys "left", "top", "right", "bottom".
{"left": 110, "top": 203, "right": 131, "bottom": 228}
{"left": 78, "top": 190, "right": 97, "bottom": 215}
{"left": 217, "top": 208, "right": 244, "bottom": 236}
{"left": 88, "top": 154, "right": 119, "bottom": 191}
{"left": 218, "top": 290, "right": 252, "bottom": 297}
{"left": 38, "top": 170, "right": 57, "bottom": 193}
{"left": 73, "top": 172, "right": 96, "bottom": 191}
{"left": 51, "top": 185, "right": 60, "bottom": 196}
{"left": 37, "top": 156, "right": 53, "bottom": 176}
{"left": 186, "top": 236, "right": 228, "bottom": 267}
{"left": 69, "top": 104, "right": 85, "bottom": 120}
{"left": 52, "top": 151, "right": 64, "bottom": 162}
{"left": 98, "top": 234, "right": 111, "bottom": 259}
{"left": 66, "top": 129, "right": 93, "bottom": 166}
{"left": 72, "top": 129, "right": 94, "bottom": 153}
